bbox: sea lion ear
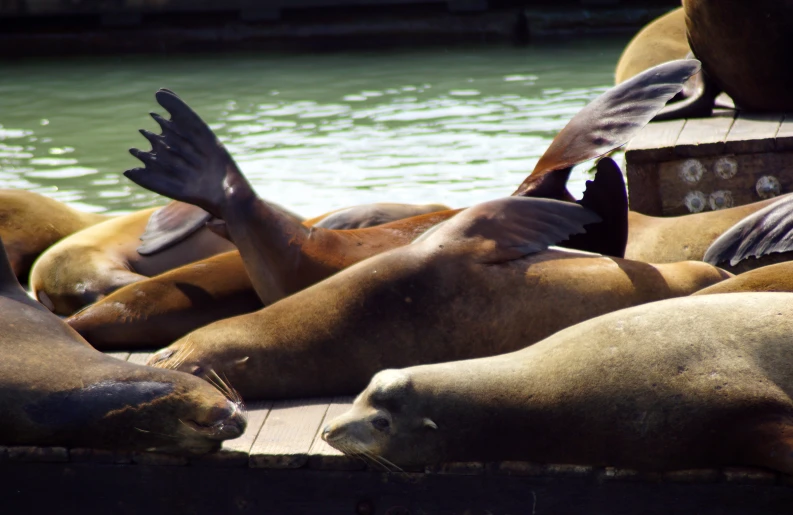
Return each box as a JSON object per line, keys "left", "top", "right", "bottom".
{"left": 416, "top": 197, "right": 601, "bottom": 263}
{"left": 137, "top": 201, "right": 213, "bottom": 255}
{"left": 423, "top": 418, "right": 438, "bottom": 430}
{"left": 559, "top": 157, "right": 629, "bottom": 258}
{"left": 0, "top": 237, "right": 50, "bottom": 312}
{"left": 512, "top": 59, "right": 702, "bottom": 198}
{"left": 704, "top": 194, "right": 793, "bottom": 267}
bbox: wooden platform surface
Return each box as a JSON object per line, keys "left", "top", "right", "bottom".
{"left": 624, "top": 110, "right": 793, "bottom": 216}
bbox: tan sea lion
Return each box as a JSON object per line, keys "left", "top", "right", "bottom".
{"left": 147, "top": 195, "right": 729, "bottom": 400}
{"left": 615, "top": 8, "right": 689, "bottom": 85}
{"left": 0, "top": 189, "right": 108, "bottom": 284}
{"left": 0, "top": 235, "right": 246, "bottom": 454}
{"left": 324, "top": 292, "right": 793, "bottom": 474}
{"left": 693, "top": 262, "right": 793, "bottom": 296}
{"left": 685, "top": 0, "right": 793, "bottom": 112}
{"left": 30, "top": 205, "right": 236, "bottom": 315}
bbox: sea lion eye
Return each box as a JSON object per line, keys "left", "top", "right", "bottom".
{"left": 371, "top": 416, "right": 390, "bottom": 431}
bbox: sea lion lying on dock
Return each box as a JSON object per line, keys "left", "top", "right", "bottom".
{"left": 0, "top": 189, "right": 108, "bottom": 284}
{"left": 324, "top": 292, "right": 793, "bottom": 474}
{"left": 0, "top": 236, "right": 246, "bottom": 454}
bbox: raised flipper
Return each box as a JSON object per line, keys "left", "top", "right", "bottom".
{"left": 0, "top": 237, "right": 49, "bottom": 312}
{"left": 415, "top": 197, "right": 600, "bottom": 264}
{"left": 137, "top": 201, "right": 213, "bottom": 256}
{"left": 704, "top": 194, "right": 793, "bottom": 267}
{"left": 513, "top": 59, "right": 702, "bottom": 199}
{"left": 559, "top": 157, "right": 628, "bottom": 258}
{"left": 653, "top": 64, "right": 722, "bottom": 121}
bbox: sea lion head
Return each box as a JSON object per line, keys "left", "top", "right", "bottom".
{"left": 321, "top": 369, "right": 441, "bottom": 467}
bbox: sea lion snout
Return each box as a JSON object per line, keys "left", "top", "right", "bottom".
{"left": 186, "top": 399, "right": 247, "bottom": 440}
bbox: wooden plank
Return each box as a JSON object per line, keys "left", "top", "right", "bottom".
{"left": 105, "top": 352, "right": 130, "bottom": 362}
{"left": 624, "top": 118, "right": 686, "bottom": 163}
{"left": 7, "top": 447, "right": 68, "bottom": 463}
{"left": 724, "top": 112, "right": 783, "bottom": 154}
{"left": 306, "top": 396, "right": 364, "bottom": 471}
{"left": 673, "top": 110, "right": 735, "bottom": 158}
{"left": 193, "top": 400, "right": 273, "bottom": 467}
{"left": 249, "top": 398, "right": 331, "bottom": 469}
{"left": 776, "top": 113, "right": 793, "bottom": 151}
{"left": 126, "top": 352, "right": 153, "bottom": 366}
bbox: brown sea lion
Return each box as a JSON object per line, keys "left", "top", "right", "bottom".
{"left": 146, "top": 195, "right": 729, "bottom": 401}
{"left": 685, "top": 0, "right": 793, "bottom": 112}
{"left": 65, "top": 61, "right": 699, "bottom": 350}
{"left": 30, "top": 205, "right": 236, "bottom": 315}
{"left": 692, "top": 262, "right": 793, "bottom": 296}
{"left": 324, "top": 292, "right": 793, "bottom": 474}
{"left": 625, "top": 194, "right": 788, "bottom": 265}
{"left": 0, "top": 235, "right": 246, "bottom": 454}
{"left": 0, "top": 189, "right": 108, "bottom": 284}
{"left": 123, "top": 60, "right": 700, "bottom": 314}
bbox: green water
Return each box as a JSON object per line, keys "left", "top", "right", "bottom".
{"left": 0, "top": 39, "right": 627, "bottom": 218}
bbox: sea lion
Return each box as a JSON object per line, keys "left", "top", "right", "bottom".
{"left": 323, "top": 292, "right": 793, "bottom": 474}
{"left": 0, "top": 235, "right": 246, "bottom": 454}
{"left": 67, "top": 60, "right": 698, "bottom": 350}
{"left": 685, "top": 0, "right": 793, "bottom": 113}
{"left": 30, "top": 205, "right": 236, "bottom": 315}
{"left": 692, "top": 262, "right": 793, "bottom": 296}
{"left": 615, "top": 8, "right": 690, "bottom": 85}
{"left": 146, "top": 195, "right": 729, "bottom": 401}
{"left": 0, "top": 189, "right": 108, "bottom": 284}
{"left": 625, "top": 194, "right": 788, "bottom": 265}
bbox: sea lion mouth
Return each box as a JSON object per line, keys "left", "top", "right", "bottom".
{"left": 183, "top": 401, "right": 246, "bottom": 440}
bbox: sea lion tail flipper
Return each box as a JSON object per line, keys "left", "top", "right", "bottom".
{"left": 653, "top": 66, "right": 722, "bottom": 121}
{"left": 559, "top": 157, "right": 628, "bottom": 258}
{"left": 0, "top": 237, "right": 50, "bottom": 311}
{"left": 415, "top": 197, "right": 600, "bottom": 263}
{"left": 137, "top": 201, "right": 213, "bottom": 256}
{"left": 513, "top": 59, "right": 701, "bottom": 198}
{"left": 704, "top": 195, "right": 793, "bottom": 267}
{"left": 125, "top": 89, "right": 253, "bottom": 219}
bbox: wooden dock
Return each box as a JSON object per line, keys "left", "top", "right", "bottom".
{"left": 2, "top": 351, "right": 793, "bottom": 513}
{"left": 625, "top": 109, "right": 793, "bottom": 216}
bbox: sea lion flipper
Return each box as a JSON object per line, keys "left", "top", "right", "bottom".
{"left": 514, "top": 59, "right": 701, "bottom": 197}
{"left": 704, "top": 195, "right": 793, "bottom": 267}
{"left": 125, "top": 89, "right": 251, "bottom": 219}
{"left": 652, "top": 67, "right": 721, "bottom": 121}
{"left": 0, "top": 237, "right": 49, "bottom": 311}
{"left": 559, "top": 157, "right": 628, "bottom": 258}
{"left": 416, "top": 197, "right": 601, "bottom": 263}
{"left": 137, "top": 201, "right": 214, "bottom": 256}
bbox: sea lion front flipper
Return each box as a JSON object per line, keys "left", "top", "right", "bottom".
{"left": 560, "top": 157, "right": 628, "bottom": 258}
{"left": 0, "top": 237, "right": 50, "bottom": 312}
{"left": 125, "top": 89, "right": 254, "bottom": 219}
{"left": 653, "top": 66, "right": 721, "bottom": 121}
{"left": 514, "top": 59, "right": 702, "bottom": 198}
{"left": 704, "top": 194, "right": 793, "bottom": 267}
{"left": 137, "top": 201, "right": 214, "bottom": 256}
{"left": 415, "top": 197, "right": 600, "bottom": 263}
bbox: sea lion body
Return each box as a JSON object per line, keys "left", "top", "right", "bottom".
{"left": 693, "top": 262, "right": 793, "bottom": 296}
{"left": 625, "top": 196, "right": 784, "bottom": 264}
{"left": 306, "top": 203, "right": 450, "bottom": 230}
{"left": 615, "top": 8, "right": 689, "bottom": 84}
{"left": 30, "top": 206, "right": 235, "bottom": 315}
{"left": 0, "top": 237, "right": 245, "bottom": 453}
{"left": 0, "top": 189, "right": 108, "bottom": 283}
{"left": 148, "top": 198, "right": 729, "bottom": 400}
{"left": 685, "top": 0, "right": 793, "bottom": 112}
{"left": 325, "top": 292, "right": 793, "bottom": 474}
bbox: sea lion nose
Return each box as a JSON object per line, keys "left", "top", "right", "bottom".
{"left": 321, "top": 424, "right": 331, "bottom": 441}
{"left": 209, "top": 400, "right": 247, "bottom": 440}
{"left": 146, "top": 348, "right": 175, "bottom": 367}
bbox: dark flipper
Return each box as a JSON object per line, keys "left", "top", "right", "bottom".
{"left": 704, "top": 194, "right": 793, "bottom": 267}
{"left": 137, "top": 201, "right": 213, "bottom": 256}
{"left": 0, "top": 237, "right": 49, "bottom": 312}
{"left": 514, "top": 59, "right": 702, "bottom": 199}
{"left": 125, "top": 89, "right": 253, "bottom": 219}
{"left": 416, "top": 197, "right": 600, "bottom": 264}
{"left": 559, "top": 157, "right": 628, "bottom": 258}
{"left": 653, "top": 66, "right": 722, "bottom": 121}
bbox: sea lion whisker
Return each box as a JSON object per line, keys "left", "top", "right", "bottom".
{"left": 134, "top": 426, "right": 180, "bottom": 440}
{"left": 219, "top": 371, "right": 244, "bottom": 405}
